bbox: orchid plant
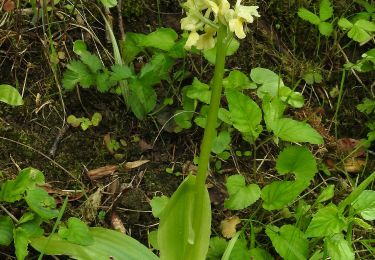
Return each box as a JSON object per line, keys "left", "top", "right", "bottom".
{"left": 156, "top": 1, "right": 261, "bottom": 259}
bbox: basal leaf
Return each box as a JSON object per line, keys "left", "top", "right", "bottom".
{"left": 351, "top": 190, "right": 375, "bottom": 220}
{"left": 224, "top": 175, "right": 261, "bottom": 210}
{"left": 128, "top": 79, "right": 157, "bottom": 120}
{"left": 96, "top": 71, "right": 114, "bottom": 92}
{"left": 226, "top": 90, "right": 262, "bottom": 137}
{"left": 305, "top": 204, "right": 347, "bottom": 237}
{"left": 276, "top": 146, "right": 317, "bottom": 182}
{"left": 31, "top": 227, "right": 159, "bottom": 260}
{"left": 0, "top": 215, "right": 14, "bottom": 246}
{"left": 250, "top": 68, "right": 284, "bottom": 99}
{"left": 326, "top": 233, "right": 354, "bottom": 260}
{"left": 58, "top": 217, "right": 94, "bottom": 246}
{"left": 141, "top": 28, "right": 178, "bottom": 51}
{"left": 261, "top": 180, "right": 309, "bottom": 210}
{"left": 121, "top": 32, "right": 145, "bottom": 64}
{"left": 139, "top": 53, "right": 174, "bottom": 86}
{"left": 80, "top": 52, "right": 103, "bottom": 73}
{"left": 298, "top": 8, "right": 321, "bottom": 25}
{"left": 271, "top": 118, "right": 324, "bottom": 144}
{"left": 262, "top": 96, "right": 286, "bottom": 131}
{"left": 266, "top": 225, "right": 308, "bottom": 260}
{"left": 110, "top": 64, "right": 134, "bottom": 81}
{"left": 150, "top": 195, "right": 169, "bottom": 218}
{"left": 25, "top": 188, "right": 59, "bottom": 220}
{"left": 319, "top": 21, "right": 333, "bottom": 36}
{"left": 207, "top": 237, "right": 227, "bottom": 259}
{"left": 186, "top": 78, "right": 211, "bottom": 104}
{"left": 72, "top": 40, "right": 87, "bottom": 55}
{"left": 319, "top": 0, "right": 333, "bottom": 21}
{"left": 63, "top": 61, "right": 95, "bottom": 89}
{"left": 14, "top": 227, "right": 29, "bottom": 260}
{"left": 248, "top": 248, "right": 273, "bottom": 260}
{"left": 0, "top": 84, "right": 23, "bottom": 106}
{"left": 158, "top": 175, "right": 211, "bottom": 260}
{"left": 316, "top": 184, "right": 335, "bottom": 203}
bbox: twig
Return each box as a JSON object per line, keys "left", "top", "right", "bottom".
{"left": 0, "top": 205, "right": 19, "bottom": 223}
{"left": 117, "top": 0, "right": 125, "bottom": 41}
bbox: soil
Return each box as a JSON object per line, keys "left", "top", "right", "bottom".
{"left": 1, "top": 0, "right": 374, "bottom": 259}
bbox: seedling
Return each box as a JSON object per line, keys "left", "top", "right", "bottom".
{"left": 67, "top": 112, "right": 102, "bottom": 131}
{"left": 0, "top": 84, "right": 23, "bottom": 106}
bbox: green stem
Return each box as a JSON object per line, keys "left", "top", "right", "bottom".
{"left": 338, "top": 171, "right": 375, "bottom": 212}
{"left": 191, "top": 23, "right": 227, "bottom": 254}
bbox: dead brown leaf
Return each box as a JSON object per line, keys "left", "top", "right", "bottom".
{"left": 81, "top": 188, "right": 102, "bottom": 223}
{"left": 344, "top": 157, "right": 366, "bottom": 173}
{"left": 336, "top": 138, "right": 365, "bottom": 157}
{"left": 220, "top": 215, "right": 241, "bottom": 238}
{"left": 3, "top": 1, "right": 15, "bottom": 12}
{"left": 111, "top": 211, "right": 126, "bottom": 234}
{"left": 87, "top": 165, "right": 118, "bottom": 180}
{"left": 124, "top": 160, "right": 149, "bottom": 170}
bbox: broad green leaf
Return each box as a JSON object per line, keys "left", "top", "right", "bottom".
{"left": 298, "top": 8, "right": 321, "bottom": 25}
{"left": 316, "top": 184, "right": 335, "bottom": 203}
{"left": 212, "top": 131, "right": 231, "bottom": 154}
{"left": 338, "top": 18, "right": 353, "bottom": 30}
{"left": 99, "top": 0, "right": 117, "bottom": 8}
{"left": 128, "top": 79, "right": 157, "bottom": 120}
{"left": 227, "top": 237, "right": 251, "bottom": 260}
{"left": 80, "top": 52, "right": 103, "bottom": 73}
{"left": 14, "top": 227, "right": 29, "bottom": 260}
{"left": 58, "top": 217, "right": 94, "bottom": 246}
{"left": 326, "top": 233, "right": 354, "bottom": 260}
{"left": 67, "top": 115, "right": 81, "bottom": 128}
{"left": 305, "top": 204, "right": 347, "bottom": 237}
{"left": 80, "top": 118, "right": 92, "bottom": 131}
{"left": 18, "top": 217, "right": 43, "bottom": 238}
{"left": 319, "top": 0, "right": 333, "bottom": 21}
{"left": 318, "top": 21, "right": 333, "bottom": 36}
{"left": 150, "top": 195, "right": 169, "bottom": 218}
{"left": 271, "top": 118, "right": 324, "bottom": 144}
{"left": 347, "top": 20, "right": 375, "bottom": 43}
{"left": 30, "top": 227, "right": 159, "bottom": 260}
{"left": 204, "top": 38, "right": 239, "bottom": 64}
{"left": 121, "top": 32, "right": 145, "bottom": 64}
{"left": 353, "top": 217, "right": 372, "bottom": 230}
{"left": 250, "top": 68, "right": 285, "bottom": 99}
{"left": 139, "top": 53, "right": 174, "bottom": 87}
{"left": 158, "top": 175, "right": 211, "bottom": 260}
{"left": 207, "top": 237, "right": 227, "bottom": 259}
{"left": 276, "top": 146, "right": 317, "bottom": 182}
{"left": 72, "top": 40, "right": 87, "bottom": 55}
{"left": 110, "top": 64, "right": 134, "bottom": 81}
{"left": 262, "top": 96, "right": 286, "bottom": 131}
{"left": 141, "top": 28, "right": 178, "bottom": 51}
{"left": 266, "top": 225, "right": 308, "bottom": 260}
{"left": 262, "top": 180, "right": 309, "bottom": 210}
{"left": 25, "top": 188, "right": 59, "bottom": 220}
{"left": 0, "top": 215, "right": 14, "bottom": 246}
{"left": 0, "top": 84, "right": 23, "bottom": 106}
{"left": 357, "top": 98, "right": 375, "bottom": 114}
{"left": 186, "top": 78, "right": 211, "bottom": 104}
{"left": 96, "top": 71, "right": 113, "bottom": 92}
{"left": 351, "top": 190, "right": 375, "bottom": 220}
{"left": 249, "top": 248, "right": 273, "bottom": 260}
{"left": 224, "top": 174, "right": 261, "bottom": 210}
{"left": 303, "top": 71, "right": 323, "bottom": 85}
{"left": 0, "top": 167, "right": 45, "bottom": 203}
{"left": 148, "top": 230, "right": 159, "bottom": 250}
{"left": 223, "top": 70, "right": 255, "bottom": 90}
{"left": 226, "top": 90, "right": 262, "bottom": 136}
{"left": 62, "top": 61, "right": 95, "bottom": 89}
{"left": 218, "top": 108, "right": 232, "bottom": 125}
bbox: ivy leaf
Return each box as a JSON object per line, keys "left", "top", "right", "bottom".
{"left": 271, "top": 118, "right": 324, "bottom": 144}
{"left": 25, "top": 188, "right": 59, "bottom": 220}
{"left": 305, "top": 204, "right": 347, "bottom": 237}
{"left": 262, "top": 180, "right": 309, "bottom": 210}
{"left": 276, "top": 146, "right": 317, "bottom": 182}
{"left": 0, "top": 216, "right": 14, "bottom": 246}
{"left": 351, "top": 190, "right": 375, "bottom": 220}
{"left": 186, "top": 78, "right": 211, "bottom": 104}
{"left": 0, "top": 84, "right": 23, "bottom": 106}
{"left": 298, "top": 8, "right": 321, "bottom": 25}
{"left": 226, "top": 90, "right": 262, "bottom": 137}
{"left": 150, "top": 195, "right": 169, "bottom": 218}
{"left": 224, "top": 175, "right": 261, "bottom": 210}
{"left": 128, "top": 79, "right": 157, "bottom": 120}
{"left": 266, "top": 225, "right": 309, "bottom": 260}
{"left": 62, "top": 61, "right": 95, "bottom": 89}
{"left": 58, "top": 217, "right": 94, "bottom": 246}
{"left": 326, "top": 233, "right": 355, "bottom": 260}
{"left": 319, "top": 0, "right": 333, "bottom": 21}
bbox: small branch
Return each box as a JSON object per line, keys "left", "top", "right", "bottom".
{"left": 0, "top": 205, "right": 19, "bottom": 223}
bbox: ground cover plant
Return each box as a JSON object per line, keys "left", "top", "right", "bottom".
{"left": 1, "top": 0, "right": 375, "bottom": 259}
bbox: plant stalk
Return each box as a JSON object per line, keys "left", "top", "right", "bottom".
{"left": 192, "top": 23, "right": 227, "bottom": 250}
